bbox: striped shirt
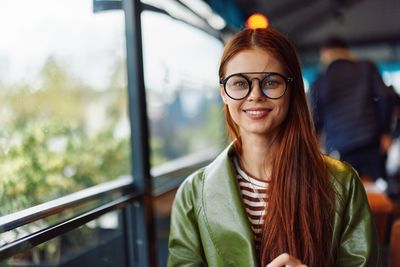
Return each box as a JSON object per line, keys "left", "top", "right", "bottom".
{"left": 232, "top": 156, "right": 269, "bottom": 253}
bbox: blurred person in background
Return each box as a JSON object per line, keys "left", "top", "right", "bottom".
{"left": 168, "top": 28, "right": 380, "bottom": 267}
{"left": 309, "top": 37, "right": 393, "bottom": 185}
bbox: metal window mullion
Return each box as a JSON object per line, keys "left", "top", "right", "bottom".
{"left": 123, "top": 0, "right": 156, "bottom": 266}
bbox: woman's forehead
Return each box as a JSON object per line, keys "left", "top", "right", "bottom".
{"left": 225, "top": 48, "right": 284, "bottom": 76}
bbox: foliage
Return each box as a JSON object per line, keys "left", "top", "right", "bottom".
{"left": 0, "top": 56, "right": 130, "bottom": 215}
{"left": 0, "top": 120, "right": 130, "bottom": 215}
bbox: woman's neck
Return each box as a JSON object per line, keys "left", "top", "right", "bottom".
{"left": 239, "top": 134, "right": 277, "bottom": 181}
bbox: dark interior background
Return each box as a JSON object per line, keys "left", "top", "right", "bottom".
{"left": 206, "top": 0, "right": 400, "bottom": 65}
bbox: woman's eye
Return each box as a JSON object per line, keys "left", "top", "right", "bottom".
{"left": 264, "top": 80, "right": 281, "bottom": 88}
{"left": 234, "top": 81, "right": 246, "bottom": 87}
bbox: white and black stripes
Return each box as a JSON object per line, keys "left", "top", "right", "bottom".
{"left": 232, "top": 157, "right": 269, "bottom": 253}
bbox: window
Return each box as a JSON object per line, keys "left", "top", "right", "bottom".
{"left": 0, "top": 0, "right": 129, "bottom": 215}
{"left": 141, "top": 11, "right": 225, "bottom": 167}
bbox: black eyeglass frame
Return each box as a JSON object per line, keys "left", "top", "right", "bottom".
{"left": 219, "top": 72, "right": 294, "bottom": 100}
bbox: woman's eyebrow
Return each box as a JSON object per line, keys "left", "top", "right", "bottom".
{"left": 241, "top": 72, "right": 270, "bottom": 78}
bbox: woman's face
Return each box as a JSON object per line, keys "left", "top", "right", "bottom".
{"left": 221, "top": 48, "right": 290, "bottom": 139}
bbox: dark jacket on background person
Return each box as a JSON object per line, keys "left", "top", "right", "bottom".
{"left": 167, "top": 144, "right": 381, "bottom": 267}
{"left": 309, "top": 59, "right": 391, "bottom": 155}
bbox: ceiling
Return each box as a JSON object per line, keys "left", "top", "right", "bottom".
{"left": 206, "top": 0, "right": 400, "bottom": 65}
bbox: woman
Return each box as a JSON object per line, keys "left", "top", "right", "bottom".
{"left": 168, "top": 28, "right": 381, "bottom": 267}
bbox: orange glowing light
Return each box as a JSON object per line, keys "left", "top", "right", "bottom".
{"left": 246, "top": 13, "right": 269, "bottom": 29}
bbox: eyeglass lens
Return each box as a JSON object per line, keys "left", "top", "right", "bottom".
{"left": 225, "top": 73, "right": 287, "bottom": 100}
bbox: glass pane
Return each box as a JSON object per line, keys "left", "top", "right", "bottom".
{"left": 141, "top": 11, "right": 225, "bottom": 167}
{"left": 0, "top": 1, "right": 129, "bottom": 215}
{"left": 1, "top": 210, "right": 126, "bottom": 267}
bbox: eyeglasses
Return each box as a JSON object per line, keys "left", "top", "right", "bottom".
{"left": 220, "top": 72, "right": 293, "bottom": 100}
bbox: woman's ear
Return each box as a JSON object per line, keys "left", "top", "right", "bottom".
{"left": 220, "top": 86, "right": 227, "bottom": 104}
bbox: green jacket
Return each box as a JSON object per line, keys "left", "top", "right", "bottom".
{"left": 168, "top": 145, "right": 382, "bottom": 266}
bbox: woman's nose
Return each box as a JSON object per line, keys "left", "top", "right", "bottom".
{"left": 247, "top": 79, "right": 265, "bottom": 101}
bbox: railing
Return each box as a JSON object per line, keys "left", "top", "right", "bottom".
{"left": 0, "top": 176, "right": 134, "bottom": 233}
{"left": 0, "top": 147, "right": 217, "bottom": 261}
{"left": 151, "top": 147, "right": 219, "bottom": 196}
{"left": 0, "top": 192, "right": 139, "bottom": 260}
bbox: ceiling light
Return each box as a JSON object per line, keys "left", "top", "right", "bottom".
{"left": 246, "top": 13, "right": 269, "bottom": 29}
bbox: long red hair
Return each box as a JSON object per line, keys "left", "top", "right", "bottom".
{"left": 219, "top": 28, "right": 335, "bottom": 266}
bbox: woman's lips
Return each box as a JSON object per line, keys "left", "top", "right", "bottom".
{"left": 243, "top": 108, "right": 272, "bottom": 119}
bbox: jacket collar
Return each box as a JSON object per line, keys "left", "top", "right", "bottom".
{"left": 201, "top": 143, "right": 258, "bottom": 265}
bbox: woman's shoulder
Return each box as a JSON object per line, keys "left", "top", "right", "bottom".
{"left": 322, "top": 154, "right": 364, "bottom": 194}
{"left": 175, "top": 144, "right": 235, "bottom": 201}
{"left": 175, "top": 167, "right": 206, "bottom": 198}
{"left": 322, "top": 154, "right": 356, "bottom": 176}
{"left": 322, "top": 154, "right": 360, "bottom": 184}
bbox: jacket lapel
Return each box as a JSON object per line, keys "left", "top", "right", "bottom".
{"left": 201, "top": 145, "right": 258, "bottom": 265}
